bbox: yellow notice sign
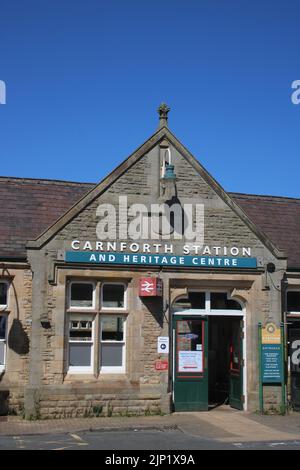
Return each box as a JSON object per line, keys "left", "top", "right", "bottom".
{"left": 262, "top": 322, "right": 281, "bottom": 344}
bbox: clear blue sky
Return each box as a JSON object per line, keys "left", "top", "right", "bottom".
{"left": 0, "top": 0, "right": 299, "bottom": 197}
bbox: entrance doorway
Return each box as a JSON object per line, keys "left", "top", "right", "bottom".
{"left": 209, "top": 316, "right": 243, "bottom": 409}
{"left": 172, "top": 291, "right": 245, "bottom": 412}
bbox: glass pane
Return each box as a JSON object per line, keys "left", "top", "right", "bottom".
{"left": 101, "top": 316, "right": 124, "bottom": 341}
{"left": 0, "top": 316, "right": 6, "bottom": 340}
{"left": 173, "top": 292, "right": 205, "bottom": 311}
{"left": 101, "top": 343, "right": 123, "bottom": 367}
{"left": 70, "top": 283, "right": 93, "bottom": 308}
{"left": 177, "top": 320, "right": 202, "bottom": 351}
{"left": 287, "top": 292, "right": 300, "bottom": 312}
{"left": 211, "top": 293, "right": 242, "bottom": 310}
{"left": 177, "top": 320, "right": 203, "bottom": 373}
{"left": 102, "top": 284, "right": 124, "bottom": 308}
{"left": 69, "top": 316, "right": 92, "bottom": 341}
{"left": 0, "top": 283, "right": 7, "bottom": 305}
{"left": 69, "top": 343, "right": 92, "bottom": 367}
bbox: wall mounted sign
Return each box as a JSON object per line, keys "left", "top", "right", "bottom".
{"left": 262, "top": 344, "right": 283, "bottom": 383}
{"left": 157, "top": 336, "right": 169, "bottom": 354}
{"left": 258, "top": 322, "right": 285, "bottom": 414}
{"left": 139, "top": 277, "right": 163, "bottom": 297}
{"left": 262, "top": 322, "right": 281, "bottom": 344}
{"left": 155, "top": 359, "right": 168, "bottom": 371}
{"left": 65, "top": 251, "right": 257, "bottom": 269}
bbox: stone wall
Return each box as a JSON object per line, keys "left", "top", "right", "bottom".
{"left": 20, "top": 136, "right": 286, "bottom": 418}
{"left": 0, "top": 267, "right": 32, "bottom": 415}
{"left": 50, "top": 142, "right": 269, "bottom": 258}
{"left": 38, "top": 387, "right": 163, "bottom": 419}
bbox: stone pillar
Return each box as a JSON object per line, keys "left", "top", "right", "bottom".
{"left": 24, "top": 249, "right": 47, "bottom": 419}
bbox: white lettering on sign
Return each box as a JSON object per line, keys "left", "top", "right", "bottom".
{"left": 70, "top": 240, "right": 252, "bottom": 257}
{"left": 71, "top": 240, "right": 80, "bottom": 250}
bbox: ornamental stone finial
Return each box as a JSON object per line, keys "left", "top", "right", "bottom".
{"left": 157, "top": 103, "right": 170, "bottom": 128}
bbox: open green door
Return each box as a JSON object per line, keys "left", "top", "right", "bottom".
{"left": 229, "top": 318, "right": 244, "bottom": 410}
{"left": 173, "top": 315, "right": 208, "bottom": 411}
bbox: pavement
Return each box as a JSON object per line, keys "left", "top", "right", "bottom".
{"left": 1, "top": 405, "right": 300, "bottom": 446}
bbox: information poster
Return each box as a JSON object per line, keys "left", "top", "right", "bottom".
{"left": 178, "top": 350, "right": 203, "bottom": 373}
{"left": 262, "top": 344, "right": 283, "bottom": 383}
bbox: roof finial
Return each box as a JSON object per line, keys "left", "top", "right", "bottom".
{"left": 157, "top": 103, "right": 170, "bottom": 128}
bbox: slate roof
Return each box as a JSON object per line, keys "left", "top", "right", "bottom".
{"left": 0, "top": 177, "right": 94, "bottom": 259}
{"left": 228, "top": 192, "right": 300, "bottom": 269}
{"left": 0, "top": 176, "right": 299, "bottom": 269}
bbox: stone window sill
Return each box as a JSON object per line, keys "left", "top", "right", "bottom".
{"left": 64, "top": 373, "right": 128, "bottom": 383}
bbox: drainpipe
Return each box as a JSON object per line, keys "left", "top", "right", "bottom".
{"left": 281, "top": 272, "right": 290, "bottom": 410}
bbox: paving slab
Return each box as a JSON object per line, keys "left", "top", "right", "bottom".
{"left": 1, "top": 406, "right": 300, "bottom": 444}
{"left": 178, "top": 407, "right": 300, "bottom": 442}
{"left": 0, "top": 414, "right": 178, "bottom": 437}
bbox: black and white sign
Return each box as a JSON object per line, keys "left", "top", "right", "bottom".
{"left": 157, "top": 336, "right": 169, "bottom": 354}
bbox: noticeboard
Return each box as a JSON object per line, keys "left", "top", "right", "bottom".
{"left": 262, "top": 344, "right": 283, "bottom": 383}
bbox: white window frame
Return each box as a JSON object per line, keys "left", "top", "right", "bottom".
{"left": 0, "top": 313, "right": 8, "bottom": 373}
{"left": 100, "top": 282, "right": 127, "bottom": 312}
{"left": 100, "top": 315, "right": 126, "bottom": 374}
{"left": 0, "top": 280, "right": 9, "bottom": 309}
{"left": 286, "top": 289, "right": 300, "bottom": 316}
{"left": 68, "top": 313, "right": 95, "bottom": 374}
{"left": 173, "top": 290, "right": 243, "bottom": 316}
{"left": 68, "top": 280, "right": 96, "bottom": 311}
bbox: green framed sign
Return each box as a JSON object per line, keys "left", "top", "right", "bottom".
{"left": 262, "top": 344, "right": 283, "bottom": 383}
{"left": 65, "top": 251, "right": 258, "bottom": 268}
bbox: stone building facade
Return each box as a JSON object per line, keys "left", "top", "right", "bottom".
{"left": 1, "top": 106, "right": 300, "bottom": 418}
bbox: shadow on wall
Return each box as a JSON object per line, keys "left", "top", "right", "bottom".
{"left": 141, "top": 297, "right": 164, "bottom": 328}
{"left": 1, "top": 267, "right": 30, "bottom": 359}
{"left": 8, "top": 319, "right": 29, "bottom": 355}
{"left": 0, "top": 390, "right": 9, "bottom": 415}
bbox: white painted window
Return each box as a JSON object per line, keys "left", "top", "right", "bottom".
{"left": 173, "top": 291, "right": 242, "bottom": 316}
{"left": 100, "top": 315, "right": 125, "bottom": 373}
{"left": 68, "top": 313, "right": 94, "bottom": 373}
{"left": 0, "top": 314, "right": 7, "bottom": 371}
{"left": 101, "top": 283, "right": 126, "bottom": 310}
{"left": 69, "top": 281, "right": 95, "bottom": 309}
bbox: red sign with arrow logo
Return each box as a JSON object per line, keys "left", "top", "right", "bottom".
{"left": 139, "top": 277, "right": 163, "bottom": 297}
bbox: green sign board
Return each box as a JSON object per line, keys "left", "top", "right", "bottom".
{"left": 65, "top": 251, "right": 258, "bottom": 268}
{"left": 262, "top": 344, "right": 283, "bottom": 383}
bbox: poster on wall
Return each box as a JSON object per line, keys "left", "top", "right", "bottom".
{"left": 178, "top": 350, "right": 203, "bottom": 373}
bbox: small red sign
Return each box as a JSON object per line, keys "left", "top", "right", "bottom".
{"left": 139, "top": 277, "right": 163, "bottom": 297}
{"left": 155, "top": 359, "right": 168, "bottom": 371}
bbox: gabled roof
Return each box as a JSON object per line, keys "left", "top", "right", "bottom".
{"left": 24, "top": 126, "right": 284, "bottom": 261}
{"left": 1, "top": 127, "right": 297, "bottom": 266}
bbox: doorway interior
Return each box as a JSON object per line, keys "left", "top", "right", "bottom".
{"left": 208, "top": 315, "right": 243, "bottom": 409}
{"left": 172, "top": 291, "right": 245, "bottom": 412}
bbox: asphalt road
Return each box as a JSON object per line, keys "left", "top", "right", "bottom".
{"left": 1, "top": 429, "right": 300, "bottom": 451}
